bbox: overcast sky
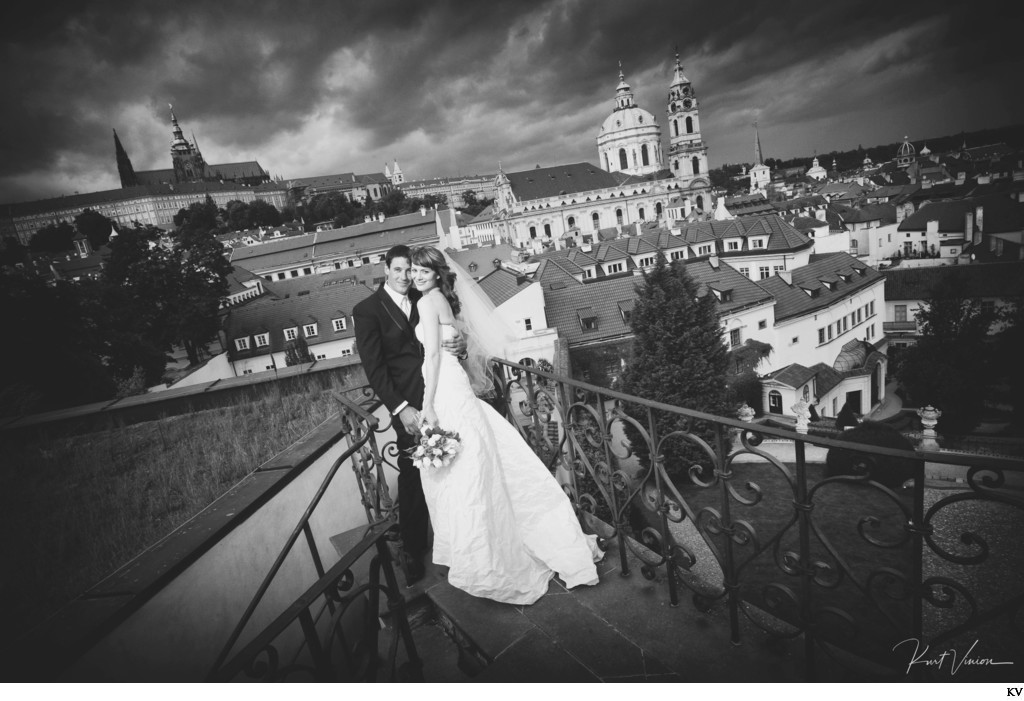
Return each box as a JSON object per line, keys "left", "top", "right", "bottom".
{"left": 2, "top": 0, "right": 1021, "bottom": 204}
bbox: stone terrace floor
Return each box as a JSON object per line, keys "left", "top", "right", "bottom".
{"left": 388, "top": 541, "right": 814, "bottom": 683}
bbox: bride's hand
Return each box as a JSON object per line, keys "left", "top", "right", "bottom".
{"left": 422, "top": 405, "right": 439, "bottom": 427}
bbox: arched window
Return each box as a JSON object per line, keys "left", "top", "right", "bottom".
{"left": 544, "top": 223, "right": 551, "bottom": 237}
{"left": 567, "top": 216, "right": 575, "bottom": 228}
{"left": 692, "top": 157, "right": 700, "bottom": 174}
{"left": 615, "top": 208, "right": 623, "bottom": 225}
{"left": 673, "top": 120, "right": 679, "bottom": 137}
{"left": 686, "top": 116, "right": 694, "bottom": 134}
{"left": 592, "top": 212, "right": 600, "bottom": 229}
{"left": 655, "top": 202, "right": 663, "bottom": 218}
{"left": 618, "top": 149, "right": 628, "bottom": 170}
{"left": 641, "top": 144, "right": 649, "bottom": 166}
{"left": 638, "top": 207, "right": 645, "bottom": 221}
{"left": 696, "top": 195, "right": 704, "bottom": 210}
{"left": 673, "top": 160, "right": 679, "bottom": 172}
{"left": 529, "top": 226, "right": 537, "bottom": 239}
{"left": 769, "top": 390, "right": 782, "bottom": 414}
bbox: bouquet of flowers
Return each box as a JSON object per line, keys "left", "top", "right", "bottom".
{"left": 409, "top": 424, "right": 462, "bottom": 470}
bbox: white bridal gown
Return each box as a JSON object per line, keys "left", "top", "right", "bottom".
{"left": 416, "top": 323, "right": 602, "bottom": 605}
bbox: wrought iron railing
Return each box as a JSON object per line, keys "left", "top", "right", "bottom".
{"left": 488, "top": 358, "right": 1024, "bottom": 682}
{"left": 206, "top": 392, "right": 420, "bottom": 682}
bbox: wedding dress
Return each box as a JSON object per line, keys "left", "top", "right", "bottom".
{"left": 415, "top": 322, "right": 602, "bottom": 605}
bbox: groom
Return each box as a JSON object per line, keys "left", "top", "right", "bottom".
{"left": 353, "top": 244, "right": 464, "bottom": 585}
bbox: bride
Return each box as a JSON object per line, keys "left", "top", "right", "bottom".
{"left": 408, "top": 245, "right": 601, "bottom": 605}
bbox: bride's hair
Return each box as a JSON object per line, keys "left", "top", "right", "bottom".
{"left": 411, "top": 246, "right": 461, "bottom": 316}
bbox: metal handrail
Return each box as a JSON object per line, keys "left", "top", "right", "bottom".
{"left": 206, "top": 391, "right": 386, "bottom": 678}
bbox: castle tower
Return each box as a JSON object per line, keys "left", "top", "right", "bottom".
{"left": 113, "top": 129, "right": 139, "bottom": 189}
{"left": 169, "top": 105, "right": 207, "bottom": 183}
{"left": 666, "top": 52, "right": 708, "bottom": 183}
{"left": 596, "top": 63, "right": 663, "bottom": 176}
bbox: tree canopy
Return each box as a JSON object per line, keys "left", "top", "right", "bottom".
{"left": 29, "top": 222, "right": 76, "bottom": 253}
{"left": 73, "top": 208, "right": 115, "bottom": 250}
{"left": 619, "top": 254, "right": 731, "bottom": 481}
{"left": 896, "top": 270, "right": 997, "bottom": 435}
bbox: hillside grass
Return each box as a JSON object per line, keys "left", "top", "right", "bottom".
{"left": 0, "top": 378, "right": 350, "bottom": 639}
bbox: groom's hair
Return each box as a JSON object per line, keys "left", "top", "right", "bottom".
{"left": 385, "top": 245, "right": 411, "bottom": 267}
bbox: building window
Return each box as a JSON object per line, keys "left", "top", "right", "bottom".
{"left": 895, "top": 305, "right": 907, "bottom": 322}
{"left": 583, "top": 269, "right": 594, "bottom": 279}
{"left": 641, "top": 144, "right": 650, "bottom": 166}
{"left": 315, "top": 353, "right": 327, "bottom": 360}
{"left": 254, "top": 333, "right": 269, "bottom": 348}
{"left": 524, "top": 318, "right": 533, "bottom": 331}
{"left": 759, "top": 266, "right": 770, "bottom": 280}
{"left": 606, "top": 262, "right": 624, "bottom": 274}
{"left": 242, "top": 369, "right": 253, "bottom": 375}
{"left": 727, "top": 241, "right": 739, "bottom": 251}
{"left": 758, "top": 320, "right": 767, "bottom": 330}
{"left": 638, "top": 207, "right": 645, "bottom": 220}
{"left": 582, "top": 317, "right": 597, "bottom": 331}
{"left": 592, "top": 212, "right": 600, "bottom": 230}
{"left": 818, "top": 328, "right": 825, "bottom": 344}
{"left": 567, "top": 216, "right": 575, "bottom": 228}
{"left": 729, "top": 328, "right": 742, "bottom": 348}
{"left": 751, "top": 239, "right": 765, "bottom": 249}
{"left": 791, "top": 336, "right": 799, "bottom": 345}
{"left": 332, "top": 318, "right": 347, "bottom": 332}
{"left": 827, "top": 325, "right": 834, "bottom": 340}
{"left": 235, "top": 337, "right": 250, "bottom": 351}
{"left": 774, "top": 265, "right": 784, "bottom": 274}
{"left": 544, "top": 223, "right": 551, "bottom": 237}
{"left": 340, "top": 348, "right": 352, "bottom": 357}
{"left": 284, "top": 327, "right": 298, "bottom": 342}
{"left": 869, "top": 301, "right": 875, "bottom": 316}
{"left": 698, "top": 244, "right": 712, "bottom": 256}
{"left": 529, "top": 226, "right": 537, "bottom": 239}
{"left": 769, "top": 390, "right": 782, "bottom": 413}
{"left": 303, "top": 323, "right": 318, "bottom": 337}
{"left": 289, "top": 270, "right": 298, "bottom": 278}
{"left": 639, "top": 256, "right": 655, "bottom": 267}
{"left": 739, "top": 267, "right": 750, "bottom": 278}
{"left": 303, "top": 268, "right": 312, "bottom": 275}
{"left": 671, "top": 251, "right": 686, "bottom": 261}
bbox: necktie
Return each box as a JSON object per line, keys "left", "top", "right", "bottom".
{"left": 400, "top": 295, "right": 411, "bottom": 319}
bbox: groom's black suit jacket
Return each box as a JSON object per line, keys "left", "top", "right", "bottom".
{"left": 353, "top": 284, "right": 424, "bottom": 415}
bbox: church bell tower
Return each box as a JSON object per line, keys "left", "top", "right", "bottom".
{"left": 169, "top": 105, "right": 207, "bottom": 183}
{"left": 666, "top": 53, "right": 708, "bottom": 185}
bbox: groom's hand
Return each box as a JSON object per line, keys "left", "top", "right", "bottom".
{"left": 399, "top": 406, "right": 421, "bottom": 435}
{"left": 442, "top": 329, "right": 468, "bottom": 360}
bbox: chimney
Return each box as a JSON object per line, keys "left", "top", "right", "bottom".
{"left": 709, "top": 256, "right": 719, "bottom": 270}
{"left": 419, "top": 204, "right": 427, "bottom": 216}
{"left": 965, "top": 210, "right": 974, "bottom": 241}
{"left": 364, "top": 214, "right": 371, "bottom": 223}
{"left": 377, "top": 212, "right": 385, "bottom": 223}
{"left": 975, "top": 205, "right": 984, "bottom": 235}
{"left": 634, "top": 221, "right": 641, "bottom": 236}
{"left": 779, "top": 270, "right": 793, "bottom": 285}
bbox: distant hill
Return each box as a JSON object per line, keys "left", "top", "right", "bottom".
{"left": 759, "top": 123, "right": 1024, "bottom": 173}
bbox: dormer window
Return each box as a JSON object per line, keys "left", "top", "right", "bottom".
{"left": 710, "top": 287, "right": 733, "bottom": 303}
{"left": 750, "top": 238, "right": 765, "bottom": 249}
{"left": 284, "top": 327, "right": 298, "bottom": 342}
{"left": 617, "top": 300, "right": 634, "bottom": 324}
{"left": 578, "top": 307, "right": 598, "bottom": 331}
{"left": 303, "top": 323, "right": 318, "bottom": 338}
{"left": 235, "top": 337, "right": 250, "bottom": 351}
{"left": 332, "top": 318, "right": 347, "bottom": 332}
{"left": 820, "top": 280, "right": 834, "bottom": 291}
{"left": 254, "top": 333, "right": 269, "bottom": 348}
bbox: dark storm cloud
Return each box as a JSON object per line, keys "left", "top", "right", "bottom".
{"left": 1, "top": 0, "right": 1021, "bottom": 203}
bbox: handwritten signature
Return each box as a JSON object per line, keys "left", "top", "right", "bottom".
{"left": 893, "top": 638, "right": 1015, "bottom": 676}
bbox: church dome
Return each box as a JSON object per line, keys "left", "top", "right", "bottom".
{"left": 596, "top": 65, "right": 663, "bottom": 176}
{"left": 599, "top": 105, "right": 657, "bottom": 135}
{"left": 897, "top": 136, "right": 915, "bottom": 158}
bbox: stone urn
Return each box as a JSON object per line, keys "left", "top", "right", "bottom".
{"left": 917, "top": 405, "right": 941, "bottom": 450}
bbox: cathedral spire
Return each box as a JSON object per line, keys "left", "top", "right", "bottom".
{"left": 113, "top": 128, "right": 139, "bottom": 189}
{"left": 753, "top": 120, "right": 764, "bottom": 165}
